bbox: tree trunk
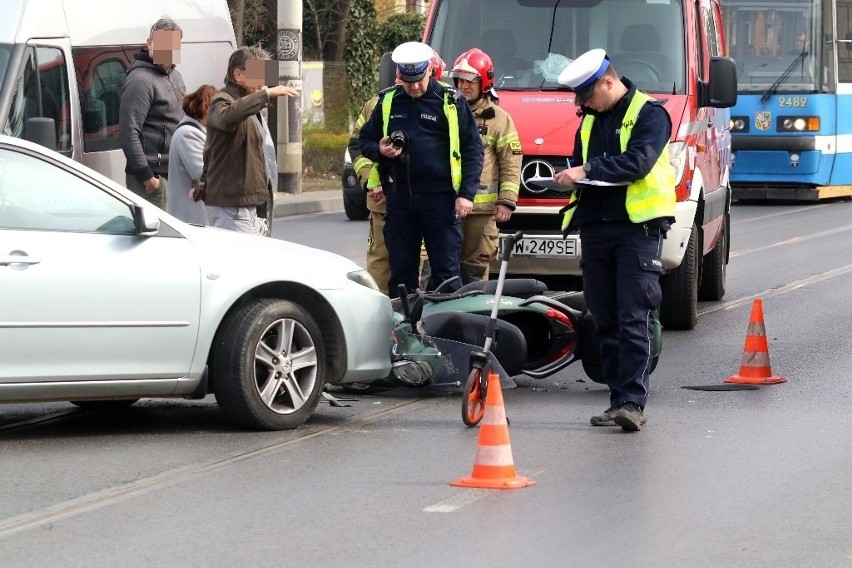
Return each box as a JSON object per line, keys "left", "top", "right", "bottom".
{"left": 230, "top": 0, "right": 246, "bottom": 45}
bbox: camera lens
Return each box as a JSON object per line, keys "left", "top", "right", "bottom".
{"left": 389, "top": 130, "right": 407, "bottom": 150}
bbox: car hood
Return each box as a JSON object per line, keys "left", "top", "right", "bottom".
{"left": 178, "top": 223, "right": 362, "bottom": 291}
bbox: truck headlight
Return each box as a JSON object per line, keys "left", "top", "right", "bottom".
{"left": 668, "top": 141, "right": 688, "bottom": 186}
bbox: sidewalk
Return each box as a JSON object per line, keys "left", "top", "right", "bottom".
{"left": 272, "top": 189, "right": 344, "bottom": 218}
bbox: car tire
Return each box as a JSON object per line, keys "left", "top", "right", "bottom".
{"left": 343, "top": 193, "right": 369, "bottom": 221}
{"left": 213, "top": 299, "right": 326, "bottom": 430}
{"left": 71, "top": 399, "right": 139, "bottom": 409}
{"left": 698, "top": 211, "right": 728, "bottom": 301}
{"left": 660, "top": 223, "right": 698, "bottom": 330}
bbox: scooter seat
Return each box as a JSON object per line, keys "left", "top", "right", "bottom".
{"left": 421, "top": 311, "right": 528, "bottom": 376}
{"left": 455, "top": 278, "right": 548, "bottom": 299}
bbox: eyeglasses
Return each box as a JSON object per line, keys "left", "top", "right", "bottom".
{"left": 574, "top": 78, "right": 601, "bottom": 105}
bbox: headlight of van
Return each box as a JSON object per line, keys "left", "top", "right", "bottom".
{"left": 347, "top": 269, "right": 379, "bottom": 291}
{"left": 668, "top": 141, "right": 688, "bottom": 186}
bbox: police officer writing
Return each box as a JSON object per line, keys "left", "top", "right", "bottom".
{"left": 553, "top": 49, "right": 675, "bottom": 432}
{"left": 359, "top": 42, "right": 483, "bottom": 297}
{"left": 448, "top": 48, "right": 521, "bottom": 283}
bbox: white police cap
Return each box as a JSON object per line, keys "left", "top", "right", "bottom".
{"left": 392, "top": 41, "right": 434, "bottom": 82}
{"left": 557, "top": 48, "right": 610, "bottom": 104}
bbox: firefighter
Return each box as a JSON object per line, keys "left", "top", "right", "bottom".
{"left": 554, "top": 48, "right": 675, "bottom": 432}
{"left": 448, "top": 48, "right": 521, "bottom": 283}
{"left": 358, "top": 42, "right": 483, "bottom": 298}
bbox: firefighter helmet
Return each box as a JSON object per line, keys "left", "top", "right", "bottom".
{"left": 430, "top": 50, "right": 446, "bottom": 81}
{"left": 450, "top": 48, "right": 495, "bottom": 92}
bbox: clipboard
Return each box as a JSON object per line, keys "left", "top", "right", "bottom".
{"left": 526, "top": 178, "right": 628, "bottom": 192}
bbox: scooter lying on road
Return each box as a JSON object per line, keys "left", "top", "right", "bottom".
{"left": 344, "top": 232, "right": 661, "bottom": 425}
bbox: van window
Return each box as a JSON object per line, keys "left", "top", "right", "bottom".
{"left": 72, "top": 46, "right": 137, "bottom": 153}
{"left": 4, "top": 46, "right": 72, "bottom": 155}
{"left": 0, "top": 45, "right": 11, "bottom": 90}
{"left": 428, "top": 0, "right": 686, "bottom": 95}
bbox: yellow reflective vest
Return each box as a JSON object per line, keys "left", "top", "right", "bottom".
{"left": 561, "top": 91, "right": 676, "bottom": 232}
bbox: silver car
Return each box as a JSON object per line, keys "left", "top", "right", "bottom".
{"left": 0, "top": 136, "right": 393, "bottom": 430}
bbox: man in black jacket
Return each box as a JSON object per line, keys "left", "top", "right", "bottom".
{"left": 120, "top": 16, "right": 186, "bottom": 208}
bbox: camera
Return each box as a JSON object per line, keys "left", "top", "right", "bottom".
{"left": 389, "top": 130, "right": 408, "bottom": 150}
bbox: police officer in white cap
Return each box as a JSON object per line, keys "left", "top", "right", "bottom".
{"left": 553, "top": 48, "right": 676, "bottom": 432}
{"left": 359, "top": 42, "right": 483, "bottom": 297}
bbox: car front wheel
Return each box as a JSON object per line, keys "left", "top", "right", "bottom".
{"left": 213, "top": 299, "right": 326, "bottom": 430}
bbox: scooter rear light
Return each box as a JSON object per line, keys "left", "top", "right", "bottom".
{"left": 545, "top": 307, "right": 571, "bottom": 326}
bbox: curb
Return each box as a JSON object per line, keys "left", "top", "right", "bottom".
{"left": 273, "top": 190, "right": 343, "bottom": 218}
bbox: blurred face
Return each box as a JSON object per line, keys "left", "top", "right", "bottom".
{"left": 236, "top": 59, "right": 267, "bottom": 92}
{"left": 456, "top": 77, "right": 482, "bottom": 102}
{"left": 400, "top": 67, "right": 432, "bottom": 98}
{"left": 148, "top": 30, "right": 181, "bottom": 66}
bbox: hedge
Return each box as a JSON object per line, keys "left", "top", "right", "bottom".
{"left": 303, "top": 129, "right": 349, "bottom": 176}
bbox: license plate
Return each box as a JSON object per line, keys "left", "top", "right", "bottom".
{"left": 506, "top": 236, "right": 578, "bottom": 258}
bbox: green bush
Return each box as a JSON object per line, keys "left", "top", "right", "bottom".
{"left": 303, "top": 129, "right": 349, "bottom": 176}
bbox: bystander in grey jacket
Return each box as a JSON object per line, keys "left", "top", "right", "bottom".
{"left": 167, "top": 117, "right": 208, "bottom": 225}
{"left": 119, "top": 48, "right": 185, "bottom": 207}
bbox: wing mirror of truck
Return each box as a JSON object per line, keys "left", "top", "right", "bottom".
{"left": 699, "top": 56, "right": 737, "bottom": 109}
{"left": 24, "top": 117, "right": 58, "bottom": 152}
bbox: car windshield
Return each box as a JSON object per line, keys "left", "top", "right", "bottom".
{"left": 428, "top": 0, "right": 686, "bottom": 95}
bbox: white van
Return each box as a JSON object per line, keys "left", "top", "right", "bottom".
{"left": 0, "top": 0, "right": 236, "bottom": 184}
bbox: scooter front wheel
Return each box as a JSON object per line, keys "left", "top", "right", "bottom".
{"left": 461, "top": 368, "right": 488, "bottom": 427}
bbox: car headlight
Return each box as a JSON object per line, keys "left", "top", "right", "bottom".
{"left": 347, "top": 269, "right": 379, "bottom": 291}
{"left": 668, "top": 141, "right": 688, "bottom": 186}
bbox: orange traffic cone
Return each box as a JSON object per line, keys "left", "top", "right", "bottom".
{"left": 724, "top": 298, "right": 786, "bottom": 385}
{"left": 451, "top": 372, "right": 535, "bottom": 490}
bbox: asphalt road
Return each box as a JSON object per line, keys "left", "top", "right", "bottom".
{"left": 2, "top": 200, "right": 852, "bottom": 567}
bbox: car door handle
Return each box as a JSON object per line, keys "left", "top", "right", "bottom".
{"left": 0, "top": 251, "right": 41, "bottom": 267}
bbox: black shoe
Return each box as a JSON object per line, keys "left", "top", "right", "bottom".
{"left": 590, "top": 407, "right": 618, "bottom": 426}
{"left": 614, "top": 403, "right": 646, "bottom": 432}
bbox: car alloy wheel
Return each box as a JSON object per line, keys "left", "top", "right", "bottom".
{"left": 214, "top": 299, "right": 326, "bottom": 430}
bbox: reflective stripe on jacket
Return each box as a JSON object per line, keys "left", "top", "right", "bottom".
{"left": 469, "top": 97, "right": 521, "bottom": 213}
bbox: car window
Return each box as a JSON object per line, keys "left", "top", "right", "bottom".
{"left": 0, "top": 147, "right": 136, "bottom": 233}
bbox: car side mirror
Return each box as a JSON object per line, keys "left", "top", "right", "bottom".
{"left": 24, "top": 117, "right": 57, "bottom": 151}
{"left": 132, "top": 204, "right": 160, "bottom": 236}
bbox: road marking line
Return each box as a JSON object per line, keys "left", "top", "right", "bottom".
{"left": 423, "top": 470, "right": 544, "bottom": 513}
{"left": 0, "top": 398, "right": 434, "bottom": 538}
{"left": 699, "top": 263, "right": 852, "bottom": 316}
{"left": 423, "top": 491, "right": 494, "bottom": 512}
{"left": 730, "top": 224, "right": 852, "bottom": 259}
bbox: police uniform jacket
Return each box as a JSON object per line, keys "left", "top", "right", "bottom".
{"left": 569, "top": 78, "right": 671, "bottom": 227}
{"left": 358, "top": 78, "right": 483, "bottom": 201}
{"left": 469, "top": 96, "right": 521, "bottom": 215}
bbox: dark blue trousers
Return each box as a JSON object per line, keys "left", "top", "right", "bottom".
{"left": 580, "top": 222, "right": 664, "bottom": 408}
{"left": 384, "top": 191, "right": 462, "bottom": 298}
